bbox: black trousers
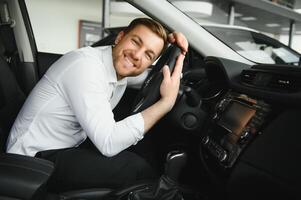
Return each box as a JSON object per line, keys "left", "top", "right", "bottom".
{"left": 36, "top": 140, "right": 158, "bottom": 192}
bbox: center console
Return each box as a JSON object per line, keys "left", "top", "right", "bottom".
{"left": 201, "top": 91, "right": 271, "bottom": 168}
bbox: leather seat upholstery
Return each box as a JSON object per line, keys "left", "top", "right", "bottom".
{"left": 0, "top": 40, "right": 25, "bottom": 152}
{"left": 0, "top": 39, "right": 56, "bottom": 200}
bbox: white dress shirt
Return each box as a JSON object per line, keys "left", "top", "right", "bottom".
{"left": 6, "top": 46, "right": 145, "bottom": 157}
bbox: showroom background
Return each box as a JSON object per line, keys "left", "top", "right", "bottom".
{"left": 25, "top": 0, "right": 301, "bottom": 54}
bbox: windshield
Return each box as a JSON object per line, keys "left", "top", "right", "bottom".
{"left": 169, "top": 0, "right": 301, "bottom": 65}
{"left": 204, "top": 26, "right": 300, "bottom": 65}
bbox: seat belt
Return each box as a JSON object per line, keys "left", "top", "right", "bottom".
{"left": 0, "top": 2, "right": 22, "bottom": 89}
{"left": 0, "top": 1, "right": 18, "bottom": 62}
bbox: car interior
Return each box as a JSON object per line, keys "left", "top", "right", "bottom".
{"left": 0, "top": 0, "right": 301, "bottom": 200}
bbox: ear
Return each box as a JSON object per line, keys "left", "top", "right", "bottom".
{"left": 115, "top": 31, "right": 125, "bottom": 45}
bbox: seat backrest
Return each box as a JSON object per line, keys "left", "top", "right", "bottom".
{"left": 0, "top": 41, "right": 25, "bottom": 152}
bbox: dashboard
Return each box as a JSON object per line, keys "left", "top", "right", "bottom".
{"left": 190, "top": 56, "right": 301, "bottom": 199}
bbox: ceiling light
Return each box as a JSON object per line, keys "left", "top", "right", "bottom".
{"left": 110, "top": 2, "right": 144, "bottom": 16}
{"left": 234, "top": 13, "right": 243, "bottom": 17}
{"left": 266, "top": 23, "right": 280, "bottom": 27}
{"left": 294, "top": 9, "right": 301, "bottom": 13}
{"left": 281, "top": 27, "right": 290, "bottom": 31}
{"left": 241, "top": 16, "right": 257, "bottom": 21}
{"left": 172, "top": 1, "right": 213, "bottom": 17}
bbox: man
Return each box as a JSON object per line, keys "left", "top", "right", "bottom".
{"left": 6, "top": 18, "right": 188, "bottom": 191}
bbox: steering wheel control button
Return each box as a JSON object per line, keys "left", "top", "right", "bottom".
{"left": 182, "top": 113, "right": 197, "bottom": 129}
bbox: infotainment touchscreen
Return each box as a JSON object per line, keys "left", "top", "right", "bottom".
{"left": 203, "top": 92, "right": 270, "bottom": 168}
{"left": 218, "top": 101, "right": 256, "bottom": 142}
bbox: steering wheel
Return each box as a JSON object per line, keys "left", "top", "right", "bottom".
{"left": 132, "top": 45, "right": 182, "bottom": 114}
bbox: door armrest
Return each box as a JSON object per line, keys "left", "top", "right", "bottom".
{"left": 0, "top": 153, "right": 54, "bottom": 200}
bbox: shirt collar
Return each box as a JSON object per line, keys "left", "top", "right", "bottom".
{"left": 101, "top": 46, "right": 127, "bottom": 86}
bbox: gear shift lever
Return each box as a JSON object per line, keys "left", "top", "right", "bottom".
{"left": 128, "top": 151, "right": 187, "bottom": 200}
{"left": 165, "top": 150, "right": 187, "bottom": 183}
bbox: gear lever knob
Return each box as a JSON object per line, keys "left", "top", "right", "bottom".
{"left": 127, "top": 150, "right": 187, "bottom": 200}
{"left": 165, "top": 150, "right": 187, "bottom": 182}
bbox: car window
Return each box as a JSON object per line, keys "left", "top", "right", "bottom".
{"left": 25, "top": 0, "right": 103, "bottom": 54}
{"left": 204, "top": 27, "right": 300, "bottom": 65}
{"left": 24, "top": 0, "right": 148, "bottom": 55}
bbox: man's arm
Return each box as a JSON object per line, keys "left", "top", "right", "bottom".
{"left": 141, "top": 53, "right": 185, "bottom": 133}
{"left": 141, "top": 32, "right": 188, "bottom": 133}
{"left": 58, "top": 52, "right": 145, "bottom": 157}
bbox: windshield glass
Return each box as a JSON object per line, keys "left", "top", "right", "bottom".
{"left": 169, "top": 0, "right": 301, "bottom": 65}
{"left": 204, "top": 26, "right": 300, "bottom": 65}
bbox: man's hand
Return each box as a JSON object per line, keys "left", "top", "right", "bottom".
{"left": 141, "top": 53, "right": 185, "bottom": 133}
{"left": 159, "top": 32, "right": 187, "bottom": 111}
{"left": 168, "top": 32, "right": 188, "bottom": 54}
{"left": 159, "top": 53, "right": 185, "bottom": 111}
{"left": 140, "top": 32, "right": 187, "bottom": 134}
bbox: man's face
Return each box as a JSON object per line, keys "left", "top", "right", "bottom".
{"left": 112, "top": 25, "right": 164, "bottom": 80}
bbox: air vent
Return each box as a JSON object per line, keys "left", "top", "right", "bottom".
{"left": 267, "top": 75, "right": 301, "bottom": 92}
{"left": 241, "top": 69, "right": 301, "bottom": 92}
{"left": 240, "top": 70, "right": 257, "bottom": 84}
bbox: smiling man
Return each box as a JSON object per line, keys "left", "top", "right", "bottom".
{"left": 113, "top": 24, "right": 164, "bottom": 79}
{"left": 6, "top": 18, "right": 188, "bottom": 191}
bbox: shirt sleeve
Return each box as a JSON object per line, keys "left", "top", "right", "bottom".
{"left": 57, "top": 53, "right": 145, "bottom": 157}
